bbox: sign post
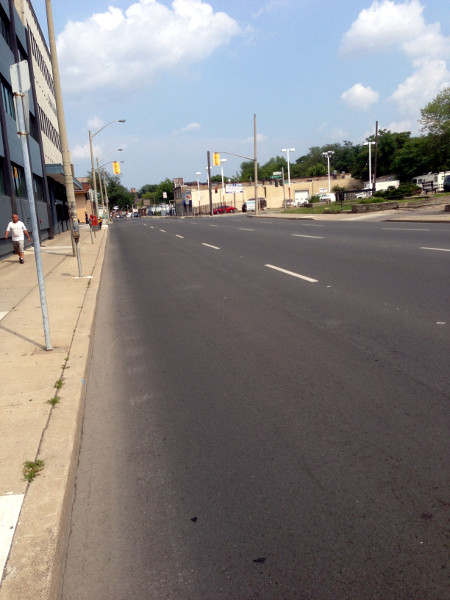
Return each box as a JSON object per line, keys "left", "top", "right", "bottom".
{"left": 10, "top": 61, "right": 52, "bottom": 349}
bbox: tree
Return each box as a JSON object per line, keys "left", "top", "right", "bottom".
{"left": 420, "top": 87, "right": 450, "bottom": 136}
{"left": 138, "top": 184, "right": 158, "bottom": 197}
{"left": 239, "top": 160, "right": 258, "bottom": 182}
{"left": 392, "top": 137, "right": 431, "bottom": 182}
{"left": 155, "top": 178, "right": 174, "bottom": 201}
{"left": 351, "top": 130, "right": 411, "bottom": 181}
{"left": 259, "top": 155, "right": 288, "bottom": 180}
{"left": 306, "top": 164, "right": 327, "bottom": 177}
{"left": 420, "top": 87, "right": 450, "bottom": 172}
{"left": 106, "top": 176, "right": 134, "bottom": 210}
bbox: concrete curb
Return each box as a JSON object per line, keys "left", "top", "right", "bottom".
{"left": 0, "top": 229, "right": 107, "bottom": 600}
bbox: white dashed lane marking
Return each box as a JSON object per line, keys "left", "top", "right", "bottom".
{"left": 292, "top": 234, "right": 323, "bottom": 239}
{"left": 265, "top": 264, "right": 318, "bottom": 283}
{"left": 421, "top": 247, "right": 450, "bottom": 252}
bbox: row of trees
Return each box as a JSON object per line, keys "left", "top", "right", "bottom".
{"left": 100, "top": 87, "right": 450, "bottom": 208}
{"left": 239, "top": 87, "right": 450, "bottom": 184}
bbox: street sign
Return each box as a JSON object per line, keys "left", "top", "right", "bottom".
{"left": 10, "top": 61, "right": 30, "bottom": 93}
{"left": 271, "top": 171, "right": 282, "bottom": 179}
{"left": 226, "top": 183, "right": 243, "bottom": 193}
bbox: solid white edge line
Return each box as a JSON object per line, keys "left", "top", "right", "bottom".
{"left": 421, "top": 247, "right": 450, "bottom": 252}
{"left": 265, "top": 264, "right": 318, "bottom": 283}
{"left": 202, "top": 243, "right": 220, "bottom": 250}
{"left": 292, "top": 234, "right": 323, "bottom": 239}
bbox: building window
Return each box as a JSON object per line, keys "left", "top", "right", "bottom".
{"left": 33, "top": 176, "right": 44, "bottom": 201}
{"left": 11, "top": 164, "right": 26, "bottom": 197}
{"left": 29, "top": 113, "right": 38, "bottom": 141}
{"left": 1, "top": 77, "right": 16, "bottom": 120}
{"left": 0, "top": 6, "right": 11, "bottom": 48}
{"left": 0, "top": 158, "right": 6, "bottom": 195}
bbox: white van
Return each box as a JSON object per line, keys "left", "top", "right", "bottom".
{"left": 242, "top": 198, "right": 267, "bottom": 212}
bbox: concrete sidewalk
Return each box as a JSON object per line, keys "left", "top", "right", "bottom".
{"left": 0, "top": 224, "right": 107, "bottom": 599}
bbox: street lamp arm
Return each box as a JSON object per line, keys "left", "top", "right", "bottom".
{"left": 98, "top": 148, "right": 123, "bottom": 164}
{"left": 92, "top": 119, "right": 126, "bottom": 138}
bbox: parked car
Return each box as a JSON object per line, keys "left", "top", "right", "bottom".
{"left": 213, "top": 205, "right": 237, "bottom": 214}
{"left": 242, "top": 198, "right": 267, "bottom": 212}
{"left": 443, "top": 175, "right": 450, "bottom": 192}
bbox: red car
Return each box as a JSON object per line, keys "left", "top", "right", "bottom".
{"left": 213, "top": 205, "right": 237, "bottom": 214}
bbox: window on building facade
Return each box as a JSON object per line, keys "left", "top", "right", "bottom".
{"left": 0, "top": 5, "right": 11, "bottom": 49}
{"left": 0, "top": 157, "right": 6, "bottom": 195}
{"left": 11, "top": 164, "right": 26, "bottom": 197}
{"left": 29, "top": 112, "right": 38, "bottom": 141}
{"left": 1, "top": 77, "right": 16, "bottom": 120}
{"left": 33, "top": 176, "right": 44, "bottom": 201}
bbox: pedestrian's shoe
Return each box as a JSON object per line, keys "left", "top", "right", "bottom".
{"left": 19, "top": 258, "right": 24, "bottom": 264}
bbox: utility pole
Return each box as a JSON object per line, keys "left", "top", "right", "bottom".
{"left": 373, "top": 121, "right": 379, "bottom": 195}
{"left": 45, "top": 0, "right": 77, "bottom": 256}
{"left": 254, "top": 114, "right": 258, "bottom": 216}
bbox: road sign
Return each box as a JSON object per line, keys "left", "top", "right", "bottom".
{"left": 271, "top": 171, "right": 282, "bottom": 179}
{"left": 10, "top": 61, "right": 30, "bottom": 93}
{"left": 226, "top": 183, "right": 243, "bottom": 193}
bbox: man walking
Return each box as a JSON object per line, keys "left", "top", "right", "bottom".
{"left": 5, "top": 213, "right": 31, "bottom": 264}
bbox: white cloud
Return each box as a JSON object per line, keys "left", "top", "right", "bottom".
{"left": 87, "top": 117, "right": 104, "bottom": 130}
{"left": 340, "top": 0, "right": 425, "bottom": 55}
{"left": 241, "top": 133, "right": 267, "bottom": 146}
{"left": 173, "top": 122, "right": 202, "bottom": 134}
{"left": 253, "top": 0, "right": 290, "bottom": 19}
{"left": 386, "top": 119, "right": 413, "bottom": 132}
{"left": 340, "top": 1, "right": 450, "bottom": 120}
{"left": 71, "top": 142, "right": 93, "bottom": 160}
{"left": 57, "top": 0, "right": 241, "bottom": 97}
{"left": 389, "top": 59, "right": 450, "bottom": 115}
{"left": 341, "top": 83, "right": 380, "bottom": 110}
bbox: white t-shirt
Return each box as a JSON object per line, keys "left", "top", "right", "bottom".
{"left": 7, "top": 220, "right": 28, "bottom": 241}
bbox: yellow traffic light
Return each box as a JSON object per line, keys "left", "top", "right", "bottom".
{"left": 113, "top": 161, "right": 121, "bottom": 174}
{"left": 213, "top": 152, "right": 220, "bottom": 166}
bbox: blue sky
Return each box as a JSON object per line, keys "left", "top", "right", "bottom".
{"left": 32, "top": 0, "right": 450, "bottom": 189}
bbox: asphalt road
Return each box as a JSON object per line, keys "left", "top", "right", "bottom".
{"left": 62, "top": 216, "right": 449, "bottom": 600}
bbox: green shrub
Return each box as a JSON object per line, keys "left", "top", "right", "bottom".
{"left": 369, "top": 183, "right": 421, "bottom": 201}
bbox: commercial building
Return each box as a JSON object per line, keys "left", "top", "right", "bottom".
{"left": 0, "top": 0, "right": 79, "bottom": 258}
{"left": 13, "top": 0, "right": 81, "bottom": 233}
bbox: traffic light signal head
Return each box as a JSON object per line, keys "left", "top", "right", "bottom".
{"left": 113, "top": 161, "right": 121, "bottom": 174}
{"left": 213, "top": 152, "right": 220, "bottom": 166}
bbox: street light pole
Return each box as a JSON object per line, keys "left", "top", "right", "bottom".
{"left": 89, "top": 120, "right": 125, "bottom": 217}
{"left": 254, "top": 114, "right": 258, "bottom": 216}
{"left": 364, "top": 141, "right": 376, "bottom": 193}
{"left": 322, "top": 150, "right": 335, "bottom": 192}
{"left": 196, "top": 171, "right": 201, "bottom": 215}
{"left": 220, "top": 158, "right": 227, "bottom": 205}
{"left": 281, "top": 147, "right": 295, "bottom": 201}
